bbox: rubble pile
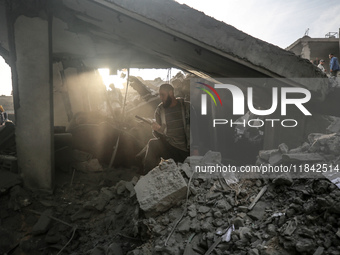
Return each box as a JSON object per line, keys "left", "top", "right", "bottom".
{"left": 127, "top": 152, "right": 340, "bottom": 255}
{"left": 1, "top": 133, "right": 340, "bottom": 254}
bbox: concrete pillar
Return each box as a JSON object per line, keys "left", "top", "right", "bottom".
{"left": 301, "top": 41, "right": 311, "bottom": 60}
{"left": 8, "top": 7, "right": 54, "bottom": 190}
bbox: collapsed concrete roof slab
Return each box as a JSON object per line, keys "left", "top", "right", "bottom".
{"left": 49, "top": 0, "right": 329, "bottom": 101}
{"left": 1, "top": 0, "right": 330, "bottom": 102}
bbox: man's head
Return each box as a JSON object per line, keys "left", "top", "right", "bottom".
{"left": 159, "top": 84, "right": 175, "bottom": 108}
{"left": 329, "top": 53, "right": 334, "bottom": 59}
{"left": 320, "top": 59, "right": 325, "bottom": 65}
{"left": 0, "top": 105, "right": 4, "bottom": 113}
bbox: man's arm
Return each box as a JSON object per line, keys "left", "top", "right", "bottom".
{"left": 330, "top": 58, "right": 334, "bottom": 72}
{"left": 152, "top": 105, "right": 164, "bottom": 138}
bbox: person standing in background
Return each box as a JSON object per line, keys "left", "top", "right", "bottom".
{"left": 329, "top": 53, "right": 340, "bottom": 77}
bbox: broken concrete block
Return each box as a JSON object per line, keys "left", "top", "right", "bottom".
{"left": 107, "top": 243, "right": 123, "bottom": 255}
{"left": 247, "top": 201, "right": 267, "bottom": 221}
{"left": 32, "top": 209, "right": 53, "bottom": 236}
{"left": 116, "top": 180, "right": 127, "bottom": 195}
{"left": 198, "top": 206, "right": 210, "bottom": 213}
{"left": 326, "top": 136, "right": 340, "bottom": 155}
{"left": 233, "top": 217, "right": 245, "bottom": 229}
{"left": 201, "top": 150, "right": 222, "bottom": 164}
{"left": 177, "top": 216, "right": 191, "bottom": 233}
{"left": 259, "top": 149, "right": 278, "bottom": 162}
{"left": 216, "top": 199, "right": 232, "bottom": 211}
{"left": 8, "top": 185, "right": 31, "bottom": 211}
{"left": 278, "top": 143, "right": 289, "bottom": 154}
{"left": 71, "top": 149, "right": 92, "bottom": 162}
{"left": 282, "top": 153, "right": 324, "bottom": 162}
{"left": 313, "top": 246, "right": 325, "bottom": 255}
{"left": 272, "top": 173, "right": 293, "bottom": 186}
{"left": 336, "top": 228, "right": 340, "bottom": 239}
{"left": 71, "top": 208, "right": 92, "bottom": 221}
{"left": 178, "top": 162, "right": 192, "bottom": 178}
{"left": 74, "top": 158, "right": 103, "bottom": 172}
{"left": 0, "top": 170, "right": 22, "bottom": 193}
{"left": 268, "top": 151, "right": 283, "bottom": 166}
{"left": 295, "top": 238, "right": 316, "bottom": 253}
{"left": 134, "top": 159, "right": 187, "bottom": 216}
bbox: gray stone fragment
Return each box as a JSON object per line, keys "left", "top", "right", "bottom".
{"left": 247, "top": 248, "right": 259, "bottom": 255}
{"left": 255, "top": 180, "right": 262, "bottom": 187}
{"left": 282, "top": 153, "right": 324, "bottom": 162}
{"left": 0, "top": 171, "right": 22, "bottom": 193}
{"left": 268, "top": 151, "right": 283, "bottom": 166}
{"left": 177, "top": 217, "right": 191, "bottom": 233}
{"left": 233, "top": 217, "right": 245, "bottom": 229}
{"left": 216, "top": 199, "right": 232, "bottom": 211}
{"left": 258, "top": 149, "right": 278, "bottom": 161}
{"left": 45, "top": 226, "right": 61, "bottom": 244}
{"left": 278, "top": 143, "right": 289, "bottom": 154}
{"left": 74, "top": 158, "right": 103, "bottom": 172}
{"left": 247, "top": 201, "right": 267, "bottom": 221}
{"left": 8, "top": 185, "right": 31, "bottom": 210}
{"left": 134, "top": 159, "right": 187, "bottom": 216}
{"left": 213, "top": 219, "right": 224, "bottom": 227}
{"left": 313, "top": 246, "right": 324, "bottom": 255}
{"left": 198, "top": 206, "right": 210, "bottom": 213}
{"left": 32, "top": 209, "right": 53, "bottom": 236}
{"left": 201, "top": 150, "right": 222, "bottom": 164}
{"left": 213, "top": 210, "right": 222, "bottom": 218}
{"left": 116, "top": 180, "right": 127, "bottom": 195}
{"left": 239, "top": 227, "right": 252, "bottom": 240}
{"left": 201, "top": 221, "right": 211, "bottom": 232}
{"left": 272, "top": 173, "right": 293, "bottom": 186}
{"left": 336, "top": 228, "right": 340, "bottom": 239}
{"left": 188, "top": 210, "right": 197, "bottom": 218}
{"left": 267, "top": 224, "right": 277, "bottom": 236}
{"left": 107, "top": 243, "right": 123, "bottom": 255}
{"left": 71, "top": 208, "right": 92, "bottom": 221}
{"left": 296, "top": 238, "right": 315, "bottom": 253}
{"left": 238, "top": 206, "right": 248, "bottom": 212}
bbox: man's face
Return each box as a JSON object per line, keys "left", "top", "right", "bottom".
{"left": 159, "top": 89, "right": 172, "bottom": 108}
{"left": 329, "top": 55, "right": 333, "bottom": 59}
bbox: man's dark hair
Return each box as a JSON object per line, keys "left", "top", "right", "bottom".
{"left": 330, "top": 53, "right": 334, "bottom": 56}
{"left": 159, "top": 83, "right": 174, "bottom": 92}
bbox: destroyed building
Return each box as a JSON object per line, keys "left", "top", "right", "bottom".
{"left": 0, "top": 0, "right": 340, "bottom": 254}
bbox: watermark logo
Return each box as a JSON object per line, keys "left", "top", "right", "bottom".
{"left": 199, "top": 84, "right": 311, "bottom": 116}
{"left": 195, "top": 81, "right": 312, "bottom": 128}
{"left": 196, "top": 82, "right": 222, "bottom": 115}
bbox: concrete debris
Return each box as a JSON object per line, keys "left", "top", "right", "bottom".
{"left": 32, "top": 209, "right": 53, "bottom": 236}
{"left": 282, "top": 153, "right": 325, "bottom": 162}
{"left": 247, "top": 201, "right": 267, "bottom": 221}
{"left": 272, "top": 173, "right": 293, "bottom": 186}
{"left": 71, "top": 149, "right": 93, "bottom": 162}
{"left": 8, "top": 185, "right": 31, "bottom": 210}
{"left": 134, "top": 159, "right": 187, "bottom": 216}
{"left": 73, "top": 158, "right": 103, "bottom": 172}
{"left": 0, "top": 170, "right": 22, "bottom": 193}
{"left": 3, "top": 132, "right": 340, "bottom": 254}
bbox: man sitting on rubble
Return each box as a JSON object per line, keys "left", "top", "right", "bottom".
{"left": 143, "top": 84, "right": 197, "bottom": 173}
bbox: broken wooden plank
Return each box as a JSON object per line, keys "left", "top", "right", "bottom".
{"left": 248, "top": 185, "right": 267, "bottom": 211}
